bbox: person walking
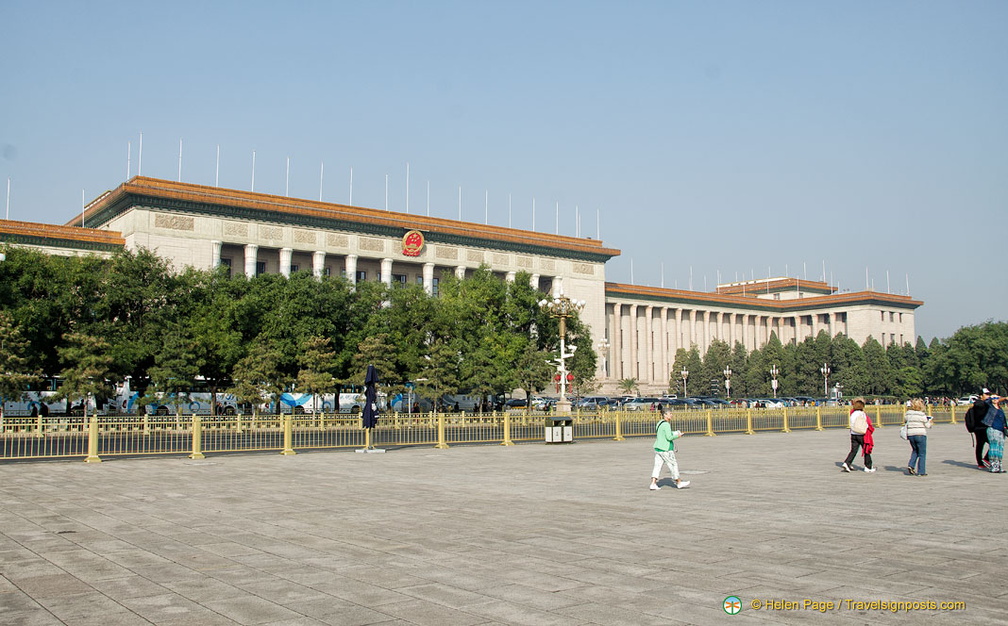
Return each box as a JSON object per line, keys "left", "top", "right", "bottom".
{"left": 982, "top": 395, "right": 1006, "bottom": 473}
{"left": 965, "top": 388, "right": 993, "bottom": 469}
{"left": 841, "top": 398, "right": 872, "bottom": 472}
{"left": 903, "top": 398, "right": 932, "bottom": 476}
{"left": 650, "top": 409, "right": 690, "bottom": 490}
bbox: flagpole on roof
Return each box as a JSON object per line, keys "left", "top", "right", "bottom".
{"left": 138, "top": 131, "right": 143, "bottom": 176}
{"left": 81, "top": 189, "right": 85, "bottom": 226}
{"left": 406, "top": 162, "right": 410, "bottom": 214}
{"left": 508, "top": 193, "right": 512, "bottom": 228}
{"left": 251, "top": 151, "right": 256, "bottom": 192}
{"left": 349, "top": 167, "right": 353, "bottom": 205}
{"left": 285, "top": 157, "right": 290, "bottom": 197}
{"left": 6, "top": 177, "right": 10, "bottom": 220}
{"left": 126, "top": 141, "right": 131, "bottom": 180}
{"left": 385, "top": 174, "right": 389, "bottom": 210}
{"left": 532, "top": 198, "right": 536, "bottom": 231}
{"left": 216, "top": 145, "right": 220, "bottom": 186}
{"left": 178, "top": 138, "right": 183, "bottom": 182}
{"left": 485, "top": 190, "right": 488, "bottom": 225}
{"left": 319, "top": 161, "right": 324, "bottom": 201}
{"left": 426, "top": 181, "right": 430, "bottom": 216}
{"left": 458, "top": 186, "right": 462, "bottom": 220}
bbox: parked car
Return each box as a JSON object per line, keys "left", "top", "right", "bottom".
{"left": 576, "top": 396, "right": 610, "bottom": 409}
{"left": 505, "top": 397, "right": 529, "bottom": 408}
{"left": 956, "top": 396, "right": 978, "bottom": 406}
{"left": 622, "top": 397, "right": 664, "bottom": 411}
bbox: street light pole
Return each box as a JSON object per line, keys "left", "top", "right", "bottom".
{"left": 770, "top": 364, "right": 779, "bottom": 399}
{"left": 820, "top": 363, "right": 831, "bottom": 398}
{"left": 723, "top": 366, "right": 732, "bottom": 399}
{"left": 597, "top": 337, "right": 610, "bottom": 379}
{"left": 681, "top": 367, "right": 689, "bottom": 398}
{"left": 539, "top": 294, "right": 585, "bottom": 413}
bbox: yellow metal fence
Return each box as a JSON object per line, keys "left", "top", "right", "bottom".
{"left": 0, "top": 404, "right": 962, "bottom": 463}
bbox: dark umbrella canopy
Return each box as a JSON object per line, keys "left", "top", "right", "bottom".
{"left": 362, "top": 364, "right": 379, "bottom": 429}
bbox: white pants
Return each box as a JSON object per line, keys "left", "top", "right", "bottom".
{"left": 652, "top": 450, "right": 679, "bottom": 480}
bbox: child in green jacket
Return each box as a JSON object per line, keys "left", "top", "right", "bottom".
{"left": 650, "top": 410, "right": 691, "bottom": 490}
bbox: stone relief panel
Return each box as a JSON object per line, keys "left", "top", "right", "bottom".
{"left": 259, "top": 226, "right": 283, "bottom": 241}
{"left": 359, "top": 237, "right": 385, "bottom": 253}
{"left": 467, "top": 250, "right": 484, "bottom": 263}
{"left": 436, "top": 246, "right": 459, "bottom": 260}
{"left": 294, "top": 230, "right": 317, "bottom": 245}
{"left": 326, "top": 233, "right": 349, "bottom": 248}
{"left": 515, "top": 255, "right": 532, "bottom": 269}
{"left": 493, "top": 253, "right": 509, "bottom": 266}
{"left": 224, "top": 222, "right": 248, "bottom": 237}
{"left": 572, "top": 262, "right": 595, "bottom": 275}
{"left": 153, "top": 214, "right": 194, "bottom": 231}
{"left": 539, "top": 258, "right": 556, "bottom": 272}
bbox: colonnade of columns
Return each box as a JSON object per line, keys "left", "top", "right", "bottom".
{"left": 212, "top": 240, "right": 557, "bottom": 297}
{"left": 604, "top": 303, "right": 841, "bottom": 386}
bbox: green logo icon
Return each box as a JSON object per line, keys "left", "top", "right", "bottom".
{"left": 723, "top": 596, "right": 742, "bottom": 615}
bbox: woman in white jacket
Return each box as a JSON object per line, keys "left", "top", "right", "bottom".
{"left": 904, "top": 398, "right": 932, "bottom": 476}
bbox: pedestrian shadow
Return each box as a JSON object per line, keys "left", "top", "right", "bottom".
{"left": 941, "top": 459, "right": 983, "bottom": 470}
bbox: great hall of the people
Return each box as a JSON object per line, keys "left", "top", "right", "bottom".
{"left": 0, "top": 176, "right": 922, "bottom": 394}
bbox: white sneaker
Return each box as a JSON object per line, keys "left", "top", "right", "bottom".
{"left": 649, "top": 483, "right": 660, "bottom": 491}
{"left": 675, "top": 480, "right": 690, "bottom": 489}
{"left": 841, "top": 463, "right": 852, "bottom": 472}
{"left": 863, "top": 467, "right": 876, "bottom": 473}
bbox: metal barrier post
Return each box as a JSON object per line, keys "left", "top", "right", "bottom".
{"left": 745, "top": 407, "right": 755, "bottom": 435}
{"left": 434, "top": 412, "right": 449, "bottom": 449}
{"left": 705, "top": 409, "right": 716, "bottom": 437}
{"left": 84, "top": 415, "right": 101, "bottom": 463}
{"left": 281, "top": 414, "right": 296, "bottom": 455}
{"left": 875, "top": 405, "right": 883, "bottom": 428}
{"left": 36, "top": 414, "right": 43, "bottom": 438}
{"left": 782, "top": 407, "right": 791, "bottom": 433}
{"left": 613, "top": 411, "right": 625, "bottom": 441}
{"left": 950, "top": 403, "right": 957, "bottom": 424}
{"left": 815, "top": 406, "right": 823, "bottom": 431}
{"left": 190, "top": 415, "right": 205, "bottom": 460}
{"left": 501, "top": 412, "right": 514, "bottom": 446}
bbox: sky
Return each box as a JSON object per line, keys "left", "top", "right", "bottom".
{"left": 2, "top": 1, "right": 1006, "bottom": 342}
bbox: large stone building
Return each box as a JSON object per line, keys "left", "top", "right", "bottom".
{"left": 1, "top": 176, "right": 922, "bottom": 394}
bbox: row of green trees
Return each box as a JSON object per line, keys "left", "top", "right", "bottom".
{"left": 0, "top": 245, "right": 1003, "bottom": 412}
{"left": 656, "top": 321, "right": 1007, "bottom": 400}
{"left": 0, "top": 246, "right": 596, "bottom": 413}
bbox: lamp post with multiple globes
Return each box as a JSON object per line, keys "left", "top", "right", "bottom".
{"left": 539, "top": 294, "right": 585, "bottom": 413}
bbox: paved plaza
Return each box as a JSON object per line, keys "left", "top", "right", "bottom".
{"left": 0, "top": 422, "right": 1004, "bottom": 625}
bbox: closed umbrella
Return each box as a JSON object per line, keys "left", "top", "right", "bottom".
{"left": 362, "top": 364, "right": 379, "bottom": 430}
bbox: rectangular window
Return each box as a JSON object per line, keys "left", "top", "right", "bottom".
{"left": 392, "top": 274, "right": 408, "bottom": 286}
{"left": 290, "top": 264, "right": 299, "bottom": 274}
{"left": 431, "top": 277, "right": 439, "bottom": 297}
{"left": 221, "top": 258, "right": 232, "bottom": 277}
{"left": 355, "top": 270, "right": 367, "bottom": 282}
{"left": 255, "top": 261, "right": 266, "bottom": 276}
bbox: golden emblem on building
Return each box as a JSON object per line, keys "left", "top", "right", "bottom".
{"left": 402, "top": 230, "right": 425, "bottom": 257}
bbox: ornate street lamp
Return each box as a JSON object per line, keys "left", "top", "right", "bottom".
{"left": 681, "top": 367, "right": 689, "bottom": 397}
{"left": 770, "top": 364, "right": 779, "bottom": 399}
{"left": 539, "top": 294, "right": 585, "bottom": 413}
{"left": 723, "top": 366, "right": 733, "bottom": 399}
{"left": 597, "top": 337, "right": 610, "bottom": 378}
{"left": 820, "top": 363, "right": 831, "bottom": 398}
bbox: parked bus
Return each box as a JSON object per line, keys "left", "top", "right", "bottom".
{"left": 1, "top": 377, "right": 99, "bottom": 417}
{"left": 275, "top": 385, "right": 387, "bottom": 415}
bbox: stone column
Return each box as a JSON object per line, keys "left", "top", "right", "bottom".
{"left": 312, "top": 251, "right": 326, "bottom": 278}
{"left": 211, "top": 240, "right": 222, "bottom": 267}
{"left": 643, "top": 305, "right": 654, "bottom": 383}
{"left": 659, "top": 308, "right": 669, "bottom": 387}
{"left": 552, "top": 276, "right": 564, "bottom": 297}
{"left": 423, "top": 263, "right": 435, "bottom": 295}
{"left": 505, "top": 271, "right": 516, "bottom": 283}
{"left": 279, "top": 248, "right": 293, "bottom": 278}
{"left": 381, "top": 258, "right": 393, "bottom": 287}
{"left": 530, "top": 274, "right": 540, "bottom": 290}
{"left": 455, "top": 266, "right": 466, "bottom": 280}
{"left": 345, "top": 254, "right": 358, "bottom": 285}
{"left": 244, "top": 244, "right": 258, "bottom": 278}
{"left": 610, "top": 304, "right": 623, "bottom": 380}
{"left": 628, "top": 305, "right": 638, "bottom": 380}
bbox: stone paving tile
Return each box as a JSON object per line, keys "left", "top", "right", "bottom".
{"left": 0, "top": 424, "right": 1004, "bottom": 625}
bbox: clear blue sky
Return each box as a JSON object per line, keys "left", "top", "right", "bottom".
{"left": 2, "top": 1, "right": 1006, "bottom": 341}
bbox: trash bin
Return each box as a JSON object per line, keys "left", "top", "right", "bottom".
{"left": 545, "top": 415, "right": 573, "bottom": 443}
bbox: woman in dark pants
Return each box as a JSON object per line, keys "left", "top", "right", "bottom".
{"left": 842, "top": 398, "right": 873, "bottom": 472}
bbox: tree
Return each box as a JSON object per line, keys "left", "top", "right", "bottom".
{"left": 230, "top": 339, "right": 288, "bottom": 417}
{"left": 618, "top": 378, "right": 640, "bottom": 397}
{"left": 296, "top": 335, "right": 339, "bottom": 414}
{"left": 0, "top": 311, "right": 40, "bottom": 420}
{"left": 56, "top": 332, "right": 114, "bottom": 419}
{"left": 148, "top": 323, "right": 200, "bottom": 417}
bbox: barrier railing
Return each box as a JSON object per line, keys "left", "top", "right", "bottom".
{"left": 0, "top": 403, "right": 954, "bottom": 462}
